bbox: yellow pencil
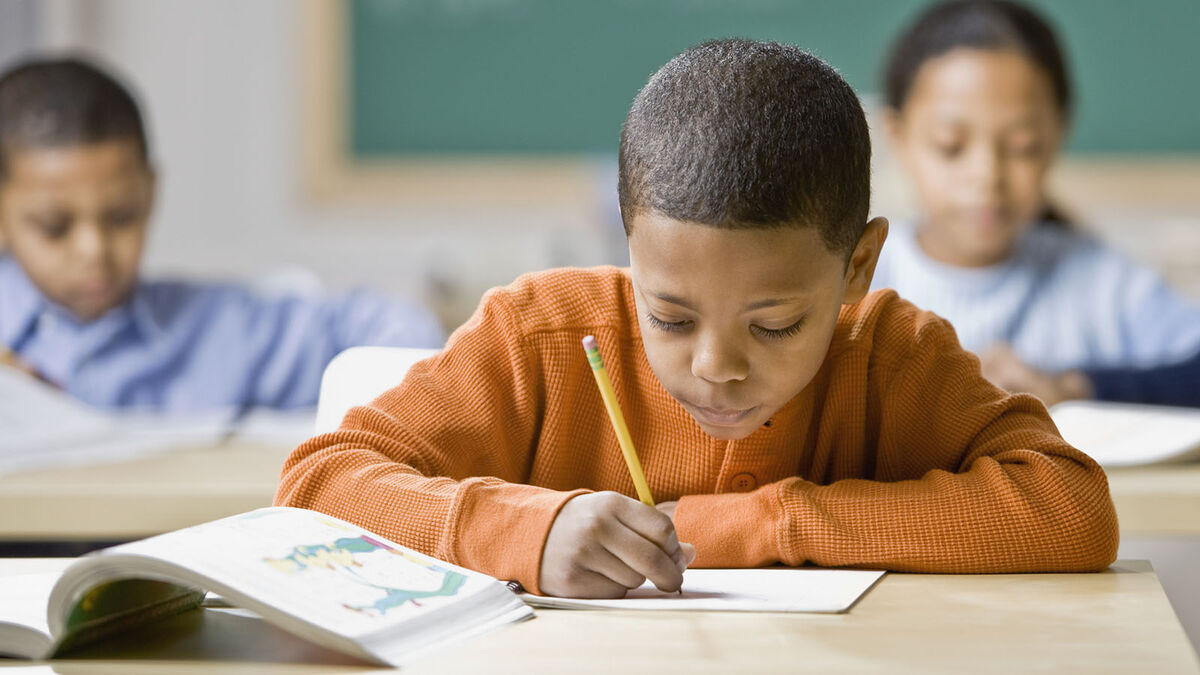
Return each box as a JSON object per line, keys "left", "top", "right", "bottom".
{"left": 582, "top": 335, "right": 654, "bottom": 506}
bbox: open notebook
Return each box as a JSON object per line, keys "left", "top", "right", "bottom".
{"left": 1050, "top": 400, "right": 1200, "bottom": 467}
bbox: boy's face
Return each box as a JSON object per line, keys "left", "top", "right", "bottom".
{"left": 628, "top": 210, "right": 887, "bottom": 441}
{"left": 0, "top": 140, "right": 154, "bottom": 322}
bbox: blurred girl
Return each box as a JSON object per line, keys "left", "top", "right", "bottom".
{"left": 873, "top": 0, "right": 1200, "bottom": 406}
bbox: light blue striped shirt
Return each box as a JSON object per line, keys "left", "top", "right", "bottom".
{"left": 871, "top": 222, "right": 1200, "bottom": 373}
{"left": 0, "top": 256, "right": 444, "bottom": 412}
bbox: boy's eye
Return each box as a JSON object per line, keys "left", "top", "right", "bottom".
{"left": 28, "top": 215, "right": 71, "bottom": 240}
{"left": 646, "top": 313, "right": 692, "bottom": 333}
{"left": 103, "top": 206, "right": 143, "bottom": 229}
{"left": 751, "top": 316, "right": 806, "bottom": 341}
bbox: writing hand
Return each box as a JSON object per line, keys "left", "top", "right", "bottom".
{"left": 540, "top": 491, "right": 693, "bottom": 598}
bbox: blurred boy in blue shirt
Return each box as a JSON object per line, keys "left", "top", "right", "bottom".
{"left": 0, "top": 58, "right": 443, "bottom": 412}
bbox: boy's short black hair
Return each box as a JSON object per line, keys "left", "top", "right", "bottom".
{"left": 618, "top": 39, "right": 871, "bottom": 256}
{"left": 0, "top": 57, "right": 149, "bottom": 179}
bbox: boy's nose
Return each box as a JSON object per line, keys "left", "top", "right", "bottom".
{"left": 73, "top": 222, "right": 111, "bottom": 262}
{"left": 691, "top": 335, "right": 749, "bottom": 384}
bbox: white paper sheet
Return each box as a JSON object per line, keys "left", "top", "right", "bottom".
{"left": 0, "top": 366, "right": 313, "bottom": 474}
{"left": 522, "top": 567, "right": 885, "bottom": 613}
{"left": 1051, "top": 400, "right": 1200, "bottom": 467}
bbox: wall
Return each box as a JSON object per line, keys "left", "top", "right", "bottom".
{"left": 20, "top": 0, "right": 1200, "bottom": 331}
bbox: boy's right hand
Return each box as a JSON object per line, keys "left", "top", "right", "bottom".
{"left": 539, "top": 491, "right": 696, "bottom": 598}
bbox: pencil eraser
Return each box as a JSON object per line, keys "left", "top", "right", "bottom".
{"left": 582, "top": 335, "right": 597, "bottom": 351}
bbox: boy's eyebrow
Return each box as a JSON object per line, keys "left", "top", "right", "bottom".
{"left": 652, "top": 292, "right": 697, "bottom": 310}
{"left": 651, "top": 292, "right": 804, "bottom": 312}
{"left": 745, "top": 298, "right": 804, "bottom": 311}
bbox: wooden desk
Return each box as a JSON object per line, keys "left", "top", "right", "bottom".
{"left": 3, "top": 559, "right": 1195, "bottom": 674}
{"left": 0, "top": 442, "right": 292, "bottom": 540}
{"left": 1106, "top": 463, "right": 1200, "bottom": 536}
{"left": 1, "top": 441, "right": 1195, "bottom": 542}
{"left": 1105, "top": 464, "right": 1200, "bottom": 654}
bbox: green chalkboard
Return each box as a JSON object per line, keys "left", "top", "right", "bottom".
{"left": 349, "top": 0, "right": 1200, "bottom": 156}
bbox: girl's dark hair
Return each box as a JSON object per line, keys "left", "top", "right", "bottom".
{"left": 884, "top": 0, "right": 1072, "bottom": 227}
{"left": 884, "top": 0, "right": 1071, "bottom": 116}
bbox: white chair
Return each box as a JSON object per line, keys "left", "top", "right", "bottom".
{"left": 314, "top": 346, "right": 440, "bottom": 434}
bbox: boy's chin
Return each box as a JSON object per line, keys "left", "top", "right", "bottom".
{"left": 65, "top": 294, "right": 130, "bottom": 322}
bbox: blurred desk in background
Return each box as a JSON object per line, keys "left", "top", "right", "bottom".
{"left": 1107, "top": 463, "right": 1200, "bottom": 655}
{"left": 0, "top": 441, "right": 1195, "bottom": 540}
{"left": 1107, "top": 463, "right": 1200, "bottom": 536}
{"left": 0, "top": 441, "right": 291, "bottom": 542}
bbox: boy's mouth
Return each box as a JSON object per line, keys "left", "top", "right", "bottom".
{"left": 689, "top": 403, "right": 759, "bottom": 428}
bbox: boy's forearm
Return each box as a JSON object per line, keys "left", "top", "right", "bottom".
{"left": 673, "top": 452, "right": 1118, "bottom": 573}
{"left": 276, "top": 437, "right": 584, "bottom": 593}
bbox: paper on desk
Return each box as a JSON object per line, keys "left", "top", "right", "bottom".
{"left": 1050, "top": 400, "right": 1200, "bottom": 467}
{"left": 0, "top": 365, "right": 314, "bottom": 474}
{"left": 522, "top": 568, "right": 885, "bottom": 613}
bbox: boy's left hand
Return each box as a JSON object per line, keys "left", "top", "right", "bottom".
{"left": 980, "top": 345, "right": 1093, "bottom": 407}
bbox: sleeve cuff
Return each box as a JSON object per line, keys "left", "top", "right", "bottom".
{"left": 449, "top": 479, "right": 589, "bottom": 595}
{"left": 673, "top": 487, "right": 784, "bottom": 568}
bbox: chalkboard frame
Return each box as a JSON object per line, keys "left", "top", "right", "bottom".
{"left": 302, "top": 0, "right": 1200, "bottom": 209}
{"left": 301, "top": 0, "right": 598, "bottom": 207}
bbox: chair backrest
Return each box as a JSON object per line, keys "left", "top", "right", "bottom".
{"left": 314, "top": 346, "right": 440, "bottom": 434}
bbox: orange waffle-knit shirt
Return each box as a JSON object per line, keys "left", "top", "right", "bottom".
{"left": 276, "top": 267, "right": 1118, "bottom": 593}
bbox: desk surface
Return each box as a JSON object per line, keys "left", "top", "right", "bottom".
{"left": 1, "top": 559, "right": 1195, "bottom": 674}
{"left": 0, "top": 443, "right": 1198, "bottom": 540}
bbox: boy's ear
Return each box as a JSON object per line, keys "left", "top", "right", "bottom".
{"left": 842, "top": 217, "right": 889, "bottom": 305}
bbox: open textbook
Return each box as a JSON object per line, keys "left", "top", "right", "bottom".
{"left": 0, "top": 365, "right": 314, "bottom": 474}
{"left": 1050, "top": 400, "right": 1200, "bottom": 467}
{"left": 522, "top": 567, "right": 885, "bottom": 613}
{"left": 0, "top": 507, "right": 532, "bottom": 666}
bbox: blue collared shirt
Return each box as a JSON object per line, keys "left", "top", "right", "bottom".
{"left": 0, "top": 256, "right": 445, "bottom": 412}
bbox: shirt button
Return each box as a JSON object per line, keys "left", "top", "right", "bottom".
{"left": 731, "top": 473, "right": 757, "bottom": 492}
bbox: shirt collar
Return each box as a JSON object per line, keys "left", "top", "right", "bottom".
{"left": 126, "top": 285, "right": 165, "bottom": 339}
{"left": 0, "top": 255, "right": 48, "bottom": 349}
{"left": 0, "top": 255, "right": 161, "bottom": 345}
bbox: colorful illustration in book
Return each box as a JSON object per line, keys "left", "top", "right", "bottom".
{"left": 265, "top": 534, "right": 467, "bottom": 616}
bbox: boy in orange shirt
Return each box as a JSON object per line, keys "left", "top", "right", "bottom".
{"left": 277, "top": 39, "right": 1117, "bottom": 598}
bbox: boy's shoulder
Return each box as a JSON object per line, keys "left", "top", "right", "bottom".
{"left": 480, "top": 266, "right": 635, "bottom": 336}
{"left": 832, "top": 288, "right": 960, "bottom": 362}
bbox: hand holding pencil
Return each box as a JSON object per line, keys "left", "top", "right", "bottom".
{"left": 534, "top": 335, "right": 695, "bottom": 599}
